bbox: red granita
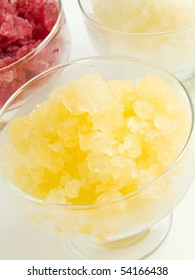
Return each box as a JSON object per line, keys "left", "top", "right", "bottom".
{"left": 0, "top": 0, "right": 59, "bottom": 68}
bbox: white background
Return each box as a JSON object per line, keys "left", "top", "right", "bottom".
{"left": 0, "top": 0, "right": 195, "bottom": 260}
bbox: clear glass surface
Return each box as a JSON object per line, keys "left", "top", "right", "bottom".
{"left": 0, "top": 57, "right": 195, "bottom": 259}
{"left": 0, "top": 0, "right": 71, "bottom": 108}
{"left": 78, "top": 0, "right": 195, "bottom": 81}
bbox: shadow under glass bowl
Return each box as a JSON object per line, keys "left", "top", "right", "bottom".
{"left": 78, "top": 0, "right": 195, "bottom": 82}
{"left": 0, "top": 0, "right": 71, "bottom": 109}
{"left": 0, "top": 57, "right": 195, "bottom": 259}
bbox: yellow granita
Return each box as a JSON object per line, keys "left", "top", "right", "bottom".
{"left": 0, "top": 74, "right": 190, "bottom": 205}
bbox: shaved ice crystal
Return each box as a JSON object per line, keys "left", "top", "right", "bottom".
{"left": 0, "top": 74, "right": 191, "bottom": 205}
{"left": 62, "top": 74, "right": 111, "bottom": 115}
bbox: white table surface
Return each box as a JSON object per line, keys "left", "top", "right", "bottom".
{"left": 0, "top": 0, "right": 195, "bottom": 260}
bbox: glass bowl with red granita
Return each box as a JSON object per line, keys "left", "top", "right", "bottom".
{"left": 0, "top": 0, "right": 71, "bottom": 108}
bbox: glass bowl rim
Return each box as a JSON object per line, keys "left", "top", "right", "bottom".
{"left": 0, "top": 0, "right": 63, "bottom": 74}
{"left": 0, "top": 56, "right": 194, "bottom": 209}
{"left": 78, "top": 0, "right": 195, "bottom": 37}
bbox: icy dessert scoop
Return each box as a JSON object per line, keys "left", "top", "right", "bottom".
{"left": 1, "top": 74, "right": 191, "bottom": 204}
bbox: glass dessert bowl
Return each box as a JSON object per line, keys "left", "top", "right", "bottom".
{"left": 0, "top": 57, "right": 195, "bottom": 260}
{"left": 0, "top": 0, "right": 71, "bottom": 108}
{"left": 78, "top": 0, "right": 195, "bottom": 82}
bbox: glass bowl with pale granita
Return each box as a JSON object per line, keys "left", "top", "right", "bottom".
{"left": 0, "top": 0, "right": 71, "bottom": 108}
{"left": 0, "top": 57, "right": 195, "bottom": 259}
{"left": 78, "top": 0, "right": 195, "bottom": 82}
